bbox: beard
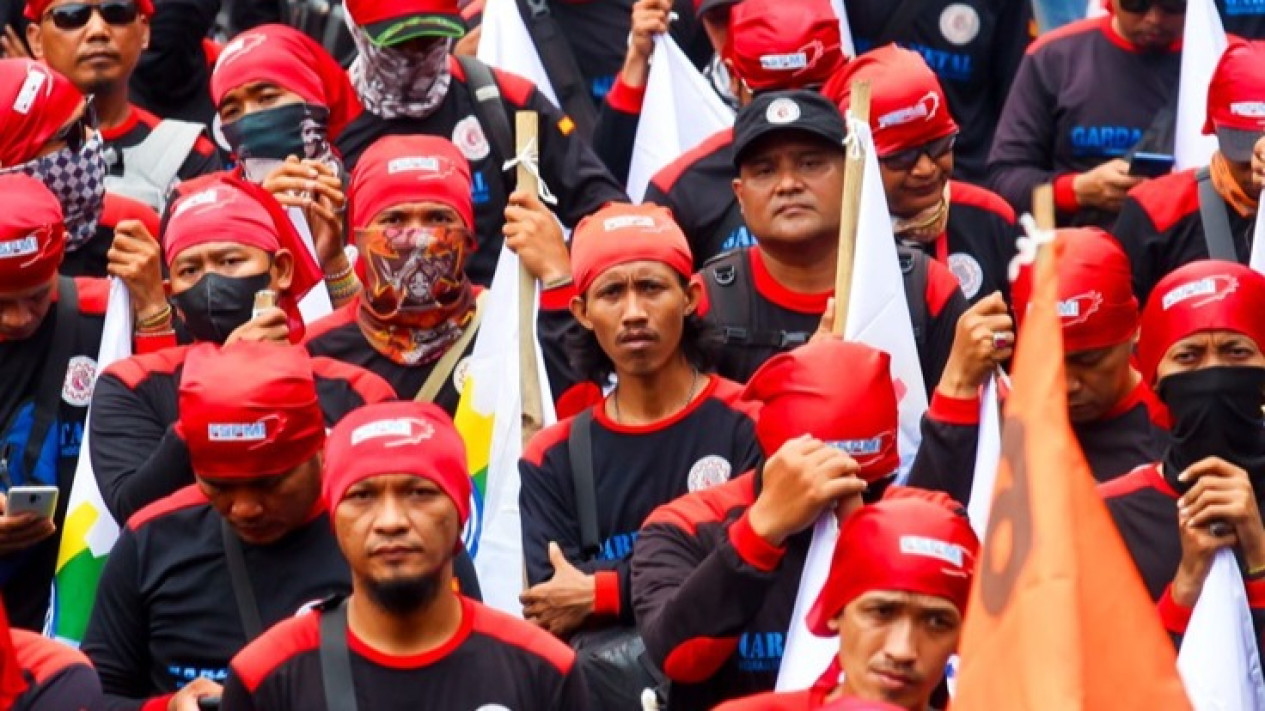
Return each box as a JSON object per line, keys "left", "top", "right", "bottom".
{"left": 363, "top": 570, "right": 444, "bottom": 616}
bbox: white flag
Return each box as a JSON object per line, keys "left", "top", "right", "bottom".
{"left": 627, "top": 36, "right": 734, "bottom": 203}
{"left": 1174, "top": 0, "right": 1227, "bottom": 171}
{"left": 1250, "top": 190, "right": 1265, "bottom": 273}
{"left": 288, "top": 206, "right": 333, "bottom": 324}
{"left": 477, "top": 0, "right": 559, "bottom": 105}
{"left": 455, "top": 246, "right": 556, "bottom": 615}
{"left": 775, "top": 118, "right": 929, "bottom": 691}
{"left": 1177, "top": 549, "right": 1265, "bottom": 711}
{"left": 967, "top": 376, "right": 1002, "bottom": 538}
{"left": 828, "top": 0, "right": 858, "bottom": 58}
{"left": 1087, "top": 0, "right": 1108, "bottom": 18}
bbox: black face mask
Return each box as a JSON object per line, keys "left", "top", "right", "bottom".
{"left": 220, "top": 102, "right": 330, "bottom": 162}
{"left": 1158, "top": 366, "right": 1265, "bottom": 489}
{"left": 172, "top": 271, "right": 272, "bottom": 344}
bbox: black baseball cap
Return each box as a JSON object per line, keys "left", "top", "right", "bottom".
{"left": 732, "top": 90, "right": 847, "bottom": 168}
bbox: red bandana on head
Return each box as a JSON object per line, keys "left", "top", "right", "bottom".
{"left": 723, "top": 0, "right": 844, "bottom": 92}
{"left": 0, "top": 59, "right": 82, "bottom": 168}
{"left": 0, "top": 173, "right": 65, "bottom": 292}
{"left": 570, "top": 203, "right": 693, "bottom": 294}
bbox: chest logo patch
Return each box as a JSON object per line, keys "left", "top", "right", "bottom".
{"left": 940, "top": 3, "right": 981, "bottom": 46}
{"left": 687, "top": 455, "right": 732, "bottom": 492}
{"left": 62, "top": 355, "right": 97, "bottom": 408}
{"left": 948, "top": 252, "right": 984, "bottom": 300}
{"left": 453, "top": 356, "right": 472, "bottom": 395}
{"left": 453, "top": 115, "right": 491, "bottom": 162}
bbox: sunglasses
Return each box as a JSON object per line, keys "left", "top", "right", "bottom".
{"left": 51, "top": 97, "right": 98, "bottom": 154}
{"left": 1117, "top": 0, "right": 1186, "bottom": 14}
{"left": 880, "top": 134, "right": 957, "bottom": 172}
{"left": 44, "top": 0, "right": 139, "bottom": 30}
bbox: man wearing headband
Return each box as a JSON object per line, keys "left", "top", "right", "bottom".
{"left": 1103, "top": 262, "right": 1265, "bottom": 646}
{"left": 826, "top": 45, "right": 1018, "bottom": 306}
{"left": 305, "top": 133, "right": 579, "bottom": 411}
{"left": 81, "top": 343, "right": 357, "bottom": 710}
{"left": 718, "top": 493, "right": 979, "bottom": 711}
{"left": 25, "top": 0, "right": 219, "bottom": 213}
{"left": 641, "top": 0, "right": 845, "bottom": 266}
{"left": 518, "top": 203, "right": 760, "bottom": 704}
{"left": 1115, "top": 40, "right": 1265, "bottom": 307}
{"left": 632, "top": 339, "right": 899, "bottom": 710}
{"left": 335, "top": 0, "right": 625, "bottom": 287}
{"left": 989, "top": 0, "right": 1182, "bottom": 229}
{"left": 222, "top": 401, "right": 589, "bottom": 709}
{"left": 910, "top": 228, "right": 1166, "bottom": 499}
{"left": 701, "top": 89, "right": 966, "bottom": 388}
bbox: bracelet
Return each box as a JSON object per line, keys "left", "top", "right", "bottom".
{"left": 135, "top": 327, "right": 175, "bottom": 338}
{"left": 326, "top": 270, "right": 361, "bottom": 301}
{"left": 136, "top": 303, "right": 173, "bottom": 332}
{"left": 543, "top": 274, "right": 574, "bottom": 290}
{"left": 324, "top": 260, "right": 354, "bottom": 283}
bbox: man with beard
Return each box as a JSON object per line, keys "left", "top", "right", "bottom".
{"left": 82, "top": 343, "right": 357, "bottom": 710}
{"left": 222, "top": 401, "right": 589, "bottom": 710}
{"left": 988, "top": 0, "right": 1183, "bottom": 228}
{"left": 25, "top": 0, "right": 218, "bottom": 213}
{"left": 1102, "top": 260, "right": 1265, "bottom": 659}
{"left": 335, "top": 0, "right": 625, "bottom": 286}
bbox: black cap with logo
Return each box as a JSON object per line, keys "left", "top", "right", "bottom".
{"left": 732, "top": 89, "right": 847, "bottom": 168}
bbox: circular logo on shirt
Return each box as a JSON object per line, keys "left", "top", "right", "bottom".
{"left": 453, "top": 115, "right": 491, "bottom": 162}
{"left": 765, "top": 98, "right": 801, "bottom": 125}
{"left": 62, "top": 355, "right": 97, "bottom": 407}
{"left": 947, "top": 252, "right": 985, "bottom": 300}
{"left": 687, "top": 455, "right": 733, "bottom": 492}
{"left": 453, "top": 356, "right": 472, "bottom": 395}
{"left": 940, "top": 3, "right": 981, "bottom": 46}
{"left": 474, "top": 706, "right": 512, "bottom": 711}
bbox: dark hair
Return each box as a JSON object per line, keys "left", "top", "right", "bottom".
{"left": 566, "top": 275, "right": 720, "bottom": 384}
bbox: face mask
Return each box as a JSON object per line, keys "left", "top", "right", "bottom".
{"left": 172, "top": 270, "right": 272, "bottom": 344}
{"left": 1158, "top": 366, "right": 1265, "bottom": 486}
{"left": 345, "top": 11, "right": 453, "bottom": 120}
{"left": 220, "top": 103, "right": 341, "bottom": 183}
{"left": 357, "top": 226, "right": 473, "bottom": 329}
{"left": 1, "top": 132, "right": 106, "bottom": 251}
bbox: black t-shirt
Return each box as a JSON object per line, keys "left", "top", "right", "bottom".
{"left": 222, "top": 596, "right": 589, "bottom": 710}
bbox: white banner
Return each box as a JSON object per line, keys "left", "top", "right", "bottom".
{"left": 1177, "top": 549, "right": 1265, "bottom": 711}
{"left": 1174, "top": 0, "right": 1227, "bottom": 171}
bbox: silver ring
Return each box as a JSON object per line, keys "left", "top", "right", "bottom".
{"left": 991, "top": 332, "right": 1013, "bottom": 351}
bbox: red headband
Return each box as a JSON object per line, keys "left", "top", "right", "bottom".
{"left": 806, "top": 495, "right": 979, "bottom": 636}
{"left": 826, "top": 44, "right": 958, "bottom": 157}
{"left": 1011, "top": 228, "right": 1138, "bottom": 354}
{"left": 570, "top": 203, "right": 693, "bottom": 294}
{"left": 349, "top": 134, "right": 473, "bottom": 231}
{"left": 323, "top": 401, "right": 472, "bottom": 526}
{"left": 1204, "top": 38, "right": 1265, "bottom": 135}
{"left": 211, "top": 24, "right": 362, "bottom": 141}
{"left": 0, "top": 60, "right": 82, "bottom": 168}
{"left": 176, "top": 342, "right": 327, "bottom": 480}
{"left": 723, "top": 0, "right": 843, "bottom": 92}
{"left": 25, "top": 0, "right": 153, "bottom": 21}
{"left": 0, "top": 173, "right": 65, "bottom": 291}
{"left": 1138, "top": 260, "right": 1265, "bottom": 383}
{"left": 742, "top": 340, "right": 899, "bottom": 482}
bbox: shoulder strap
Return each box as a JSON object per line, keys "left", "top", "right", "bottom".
{"left": 319, "top": 599, "right": 359, "bottom": 711}
{"left": 703, "top": 251, "right": 811, "bottom": 349}
{"left": 456, "top": 55, "right": 514, "bottom": 184}
{"left": 415, "top": 292, "right": 488, "bottom": 403}
{"left": 567, "top": 408, "right": 601, "bottom": 559}
{"left": 220, "top": 519, "right": 263, "bottom": 640}
{"left": 514, "top": 0, "right": 598, "bottom": 141}
{"left": 875, "top": 0, "right": 932, "bottom": 46}
{"left": 898, "top": 247, "right": 929, "bottom": 353}
{"left": 108, "top": 120, "right": 206, "bottom": 211}
{"left": 1196, "top": 167, "right": 1239, "bottom": 262}
{"left": 23, "top": 276, "right": 79, "bottom": 480}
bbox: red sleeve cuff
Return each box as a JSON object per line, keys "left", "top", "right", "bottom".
{"left": 1053, "top": 173, "right": 1080, "bottom": 213}
{"left": 540, "top": 282, "right": 578, "bottom": 311}
{"left": 141, "top": 693, "right": 175, "bottom": 711}
{"left": 728, "top": 511, "right": 786, "bottom": 573}
{"left": 929, "top": 390, "right": 981, "bottom": 425}
{"left": 1245, "top": 576, "right": 1265, "bottom": 609}
{"left": 1157, "top": 584, "right": 1193, "bottom": 636}
{"left": 606, "top": 76, "right": 646, "bottom": 115}
{"left": 133, "top": 331, "right": 177, "bottom": 354}
{"left": 593, "top": 570, "right": 621, "bottom": 617}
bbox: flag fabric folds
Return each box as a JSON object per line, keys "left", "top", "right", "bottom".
{"left": 477, "top": 0, "right": 559, "bottom": 105}
{"left": 1176, "top": 549, "right": 1265, "bottom": 711}
{"left": 1174, "top": 0, "right": 1227, "bottom": 171}
{"left": 967, "top": 376, "right": 1002, "bottom": 539}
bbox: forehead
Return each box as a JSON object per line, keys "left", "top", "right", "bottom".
{"left": 846, "top": 589, "right": 960, "bottom": 614}
{"left": 347, "top": 473, "right": 435, "bottom": 489}
{"left": 1167, "top": 330, "right": 1260, "bottom": 350}
{"left": 587, "top": 260, "right": 681, "bottom": 287}
{"left": 372, "top": 200, "right": 460, "bottom": 217}
{"left": 219, "top": 81, "right": 293, "bottom": 104}
{"left": 170, "top": 241, "right": 270, "bottom": 262}
{"left": 0, "top": 278, "right": 54, "bottom": 301}
{"left": 742, "top": 130, "right": 841, "bottom": 163}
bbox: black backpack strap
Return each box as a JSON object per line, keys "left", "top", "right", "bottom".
{"left": 898, "top": 246, "right": 929, "bottom": 355}
{"left": 567, "top": 408, "right": 601, "bottom": 559}
{"left": 703, "top": 250, "right": 814, "bottom": 349}
{"left": 220, "top": 519, "right": 263, "bottom": 640}
{"left": 319, "top": 599, "right": 359, "bottom": 711}
{"left": 457, "top": 55, "right": 515, "bottom": 186}
{"left": 23, "top": 276, "right": 79, "bottom": 480}
{"left": 515, "top": 0, "right": 598, "bottom": 142}
{"left": 1196, "top": 167, "right": 1239, "bottom": 262}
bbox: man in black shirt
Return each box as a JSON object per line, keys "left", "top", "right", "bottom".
{"left": 82, "top": 342, "right": 354, "bottom": 710}
{"left": 223, "top": 400, "right": 589, "bottom": 710}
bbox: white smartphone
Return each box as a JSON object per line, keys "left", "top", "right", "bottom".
{"left": 6, "top": 486, "right": 58, "bottom": 519}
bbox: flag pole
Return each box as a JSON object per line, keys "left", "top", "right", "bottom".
{"left": 832, "top": 80, "right": 871, "bottom": 336}
{"left": 1032, "top": 184, "right": 1055, "bottom": 268}
{"left": 514, "top": 111, "right": 546, "bottom": 447}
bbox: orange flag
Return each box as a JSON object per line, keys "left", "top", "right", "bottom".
{"left": 953, "top": 240, "right": 1192, "bottom": 710}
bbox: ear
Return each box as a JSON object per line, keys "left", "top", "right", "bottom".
{"left": 724, "top": 59, "right": 742, "bottom": 100}
{"left": 271, "top": 249, "right": 295, "bottom": 293}
{"left": 140, "top": 16, "right": 151, "bottom": 50}
{"left": 684, "top": 278, "right": 702, "bottom": 317}
{"left": 731, "top": 177, "right": 746, "bottom": 216}
{"left": 26, "top": 23, "right": 43, "bottom": 59}
{"left": 568, "top": 295, "right": 594, "bottom": 331}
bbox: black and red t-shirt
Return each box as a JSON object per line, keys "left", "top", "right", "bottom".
{"left": 904, "top": 180, "right": 1018, "bottom": 305}
{"left": 99, "top": 104, "right": 221, "bottom": 185}
{"left": 221, "top": 596, "right": 589, "bottom": 710}
{"left": 519, "top": 375, "right": 762, "bottom": 623}
{"left": 12, "top": 629, "right": 101, "bottom": 710}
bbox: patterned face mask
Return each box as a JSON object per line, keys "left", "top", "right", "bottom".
{"left": 0, "top": 132, "right": 106, "bottom": 251}
{"left": 345, "top": 10, "right": 453, "bottom": 120}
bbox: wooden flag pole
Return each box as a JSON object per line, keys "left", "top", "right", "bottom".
{"left": 831, "top": 80, "right": 872, "bottom": 336}
{"left": 1032, "top": 184, "right": 1055, "bottom": 269}
{"left": 515, "top": 111, "right": 546, "bottom": 447}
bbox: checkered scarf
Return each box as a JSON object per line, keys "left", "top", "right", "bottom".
{"left": 0, "top": 132, "right": 105, "bottom": 251}
{"left": 345, "top": 11, "right": 452, "bottom": 120}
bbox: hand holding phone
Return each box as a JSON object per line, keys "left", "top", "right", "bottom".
{"left": 1128, "top": 152, "right": 1175, "bottom": 179}
{"left": 5, "top": 486, "right": 58, "bottom": 519}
